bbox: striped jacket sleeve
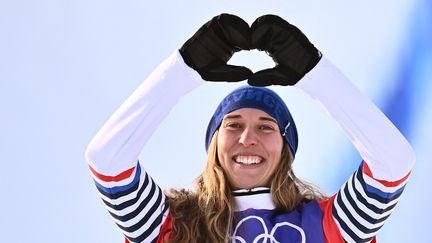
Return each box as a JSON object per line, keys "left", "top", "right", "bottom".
{"left": 85, "top": 51, "right": 204, "bottom": 242}
{"left": 297, "top": 57, "right": 416, "bottom": 243}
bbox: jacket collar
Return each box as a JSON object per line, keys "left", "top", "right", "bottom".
{"left": 232, "top": 187, "right": 275, "bottom": 211}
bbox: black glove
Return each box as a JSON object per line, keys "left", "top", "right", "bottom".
{"left": 249, "top": 14, "right": 322, "bottom": 86}
{"left": 179, "top": 13, "right": 253, "bottom": 82}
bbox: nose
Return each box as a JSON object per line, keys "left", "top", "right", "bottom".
{"left": 238, "top": 128, "right": 258, "bottom": 147}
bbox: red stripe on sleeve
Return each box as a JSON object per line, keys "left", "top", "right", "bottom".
{"left": 319, "top": 195, "right": 345, "bottom": 243}
{"left": 363, "top": 162, "right": 410, "bottom": 187}
{"left": 88, "top": 165, "right": 136, "bottom": 182}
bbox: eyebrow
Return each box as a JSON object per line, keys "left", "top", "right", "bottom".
{"left": 223, "top": 114, "right": 278, "bottom": 124}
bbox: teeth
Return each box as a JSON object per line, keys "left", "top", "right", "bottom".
{"left": 235, "top": 156, "right": 263, "bottom": 165}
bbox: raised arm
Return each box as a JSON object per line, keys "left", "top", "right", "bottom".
{"left": 85, "top": 13, "right": 252, "bottom": 242}
{"left": 249, "top": 14, "right": 415, "bottom": 243}
{"left": 298, "top": 57, "right": 415, "bottom": 243}
{"left": 85, "top": 51, "right": 203, "bottom": 242}
{"left": 298, "top": 57, "right": 415, "bottom": 181}
{"left": 85, "top": 51, "right": 203, "bottom": 176}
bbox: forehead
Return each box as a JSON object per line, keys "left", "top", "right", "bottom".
{"left": 223, "top": 108, "right": 277, "bottom": 122}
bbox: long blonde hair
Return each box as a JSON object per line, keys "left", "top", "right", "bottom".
{"left": 164, "top": 130, "right": 324, "bottom": 242}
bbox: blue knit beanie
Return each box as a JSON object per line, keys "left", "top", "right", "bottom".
{"left": 205, "top": 85, "right": 298, "bottom": 157}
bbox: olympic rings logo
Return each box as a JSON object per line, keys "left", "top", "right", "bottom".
{"left": 230, "top": 215, "right": 306, "bottom": 243}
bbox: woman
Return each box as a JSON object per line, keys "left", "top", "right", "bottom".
{"left": 85, "top": 14, "right": 415, "bottom": 243}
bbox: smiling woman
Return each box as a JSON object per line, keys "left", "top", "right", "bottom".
{"left": 212, "top": 89, "right": 287, "bottom": 190}
{"left": 85, "top": 13, "right": 415, "bottom": 243}
{"left": 218, "top": 108, "right": 284, "bottom": 189}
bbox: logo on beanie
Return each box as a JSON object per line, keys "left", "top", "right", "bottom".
{"left": 216, "top": 88, "right": 287, "bottom": 122}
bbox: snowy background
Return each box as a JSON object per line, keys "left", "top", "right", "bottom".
{"left": 1, "top": 0, "right": 431, "bottom": 242}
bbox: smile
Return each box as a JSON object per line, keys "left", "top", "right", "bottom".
{"left": 234, "top": 155, "right": 264, "bottom": 165}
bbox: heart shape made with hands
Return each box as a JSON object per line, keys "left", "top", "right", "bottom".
{"left": 179, "top": 14, "right": 322, "bottom": 87}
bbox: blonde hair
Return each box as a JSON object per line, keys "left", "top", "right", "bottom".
{"left": 164, "top": 131, "right": 324, "bottom": 242}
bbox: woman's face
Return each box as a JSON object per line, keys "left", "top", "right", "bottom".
{"left": 217, "top": 108, "right": 284, "bottom": 190}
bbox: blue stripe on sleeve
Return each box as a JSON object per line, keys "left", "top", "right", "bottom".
{"left": 364, "top": 183, "right": 406, "bottom": 200}
{"left": 94, "top": 163, "right": 141, "bottom": 195}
